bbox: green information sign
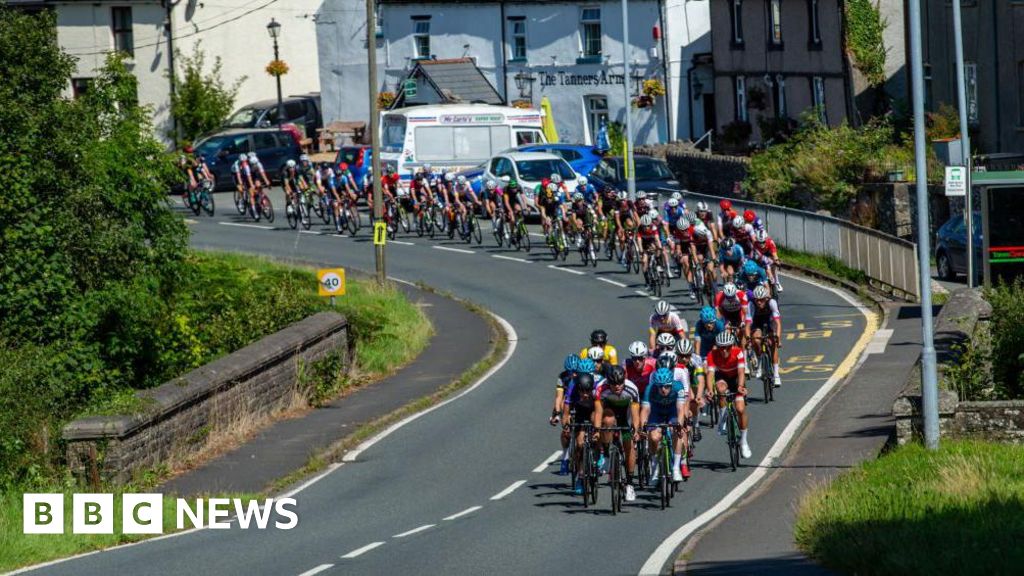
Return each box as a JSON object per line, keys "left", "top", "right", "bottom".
{"left": 403, "top": 79, "right": 417, "bottom": 98}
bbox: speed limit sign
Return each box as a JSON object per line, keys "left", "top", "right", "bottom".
{"left": 317, "top": 268, "right": 346, "bottom": 297}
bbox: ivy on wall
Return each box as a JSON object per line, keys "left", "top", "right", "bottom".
{"left": 845, "top": 0, "right": 888, "bottom": 88}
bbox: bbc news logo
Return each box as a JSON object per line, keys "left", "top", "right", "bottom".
{"left": 23, "top": 494, "right": 298, "bottom": 534}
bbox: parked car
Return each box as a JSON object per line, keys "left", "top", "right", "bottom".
{"left": 334, "top": 145, "right": 372, "bottom": 191}
{"left": 471, "top": 152, "right": 580, "bottom": 212}
{"left": 223, "top": 94, "right": 322, "bottom": 140}
{"left": 193, "top": 128, "right": 302, "bottom": 190}
{"left": 501, "top": 144, "right": 605, "bottom": 177}
{"left": 590, "top": 155, "right": 680, "bottom": 201}
{"left": 935, "top": 213, "right": 982, "bottom": 281}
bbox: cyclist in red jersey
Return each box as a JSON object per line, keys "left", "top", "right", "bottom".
{"left": 625, "top": 341, "right": 657, "bottom": 398}
{"left": 753, "top": 229, "right": 783, "bottom": 293}
{"left": 715, "top": 282, "right": 751, "bottom": 348}
{"left": 706, "top": 331, "right": 752, "bottom": 459}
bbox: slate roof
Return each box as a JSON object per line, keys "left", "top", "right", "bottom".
{"left": 414, "top": 58, "right": 503, "bottom": 105}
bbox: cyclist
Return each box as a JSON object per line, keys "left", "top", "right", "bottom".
{"left": 476, "top": 177, "right": 497, "bottom": 224}
{"left": 695, "top": 200, "right": 716, "bottom": 233}
{"left": 580, "top": 329, "right": 619, "bottom": 367}
{"left": 586, "top": 346, "right": 610, "bottom": 380}
{"left": 692, "top": 222, "right": 717, "bottom": 289}
{"left": 653, "top": 332, "right": 679, "bottom": 359}
{"left": 663, "top": 191, "right": 686, "bottom": 215}
{"left": 575, "top": 176, "right": 598, "bottom": 205}
{"left": 670, "top": 216, "right": 699, "bottom": 300}
{"left": 537, "top": 182, "right": 568, "bottom": 240}
{"left": 738, "top": 259, "right": 770, "bottom": 298}
{"left": 649, "top": 300, "right": 688, "bottom": 352}
{"left": 749, "top": 285, "right": 783, "bottom": 388}
{"left": 567, "top": 192, "right": 594, "bottom": 249}
{"left": 178, "top": 145, "right": 200, "bottom": 201}
{"left": 552, "top": 354, "right": 582, "bottom": 475}
{"left": 753, "top": 229, "right": 783, "bottom": 294}
{"left": 715, "top": 282, "right": 750, "bottom": 350}
{"left": 625, "top": 340, "right": 656, "bottom": 399}
{"left": 676, "top": 338, "right": 707, "bottom": 445}
{"left": 248, "top": 152, "right": 271, "bottom": 189}
{"left": 614, "top": 191, "right": 640, "bottom": 265}
{"left": 320, "top": 162, "right": 347, "bottom": 230}
{"left": 501, "top": 179, "right": 526, "bottom": 237}
{"left": 707, "top": 331, "right": 752, "bottom": 459}
{"left": 718, "top": 237, "right": 746, "bottom": 281}
{"left": 451, "top": 174, "right": 480, "bottom": 236}
{"left": 640, "top": 367, "right": 689, "bottom": 483}
{"left": 694, "top": 305, "right": 726, "bottom": 359}
{"left": 593, "top": 365, "right": 641, "bottom": 502}
{"left": 634, "top": 191, "right": 653, "bottom": 217}
{"left": 231, "top": 153, "right": 254, "bottom": 208}
{"left": 716, "top": 200, "right": 734, "bottom": 240}
{"left": 280, "top": 159, "right": 305, "bottom": 213}
{"left": 637, "top": 213, "right": 665, "bottom": 282}
{"left": 562, "top": 370, "right": 598, "bottom": 495}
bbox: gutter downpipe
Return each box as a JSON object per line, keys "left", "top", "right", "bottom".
{"left": 500, "top": 1, "right": 509, "bottom": 104}
{"left": 658, "top": 0, "right": 673, "bottom": 141}
{"left": 166, "top": 0, "right": 180, "bottom": 145}
{"left": 686, "top": 61, "right": 696, "bottom": 140}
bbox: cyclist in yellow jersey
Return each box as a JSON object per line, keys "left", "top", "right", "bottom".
{"left": 579, "top": 329, "right": 618, "bottom": 367}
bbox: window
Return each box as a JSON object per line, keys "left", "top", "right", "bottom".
{"left": 381, "top": 115, "right": 407, "bottom": 153}
{"left": 1018, "top": 61, "right": 1024, "bottom": 125}
{"left": 730, "top": 0, "right": 744, "bottom": 46}
{"left": 768, "top": 0, "right": 783, "bottom": 46}
{"left": 812, "top": 76, "right": 827, "bottom": 124}
{"left": 509, "top": 18, "right": 527, "bottom": 61}
{"left": 586, "top": 95, "right": 609, "bottom": 144}
{"left": 580, "top": 8, "right": 602, "bottom": 58}
{"left": 71, "top": 78, "right": 92, "bottom": 99}
{"left": 773, "top": 75, "right": 786, "bottom": 117}
{"left": 516, "top": 130, "right": 542, "bottom": 145}
{"left": 375, "top": 4, "right": 383, "bottom": 37}
{"left": 966, "top": 62, "right": 978, "bottom": 123}
{"left": 111, "top": 7, "right": 133, "bottom": 57}
{"left": 412, "top": 18, "right": 430, "bottom": 59}
{"left": 491, "top": 157, "right": 514, "bottom": 177}
{"left": 735, "top": 76, "right": 748, "bottom": 122}
{"left": 808, "top": 0, "right": 821, "bottom": 47}
{"left": 284, "top": 101, "right": 305, "bottom": 120}
{"left": 253, "top": 132, "right": 282, "bottom": 150}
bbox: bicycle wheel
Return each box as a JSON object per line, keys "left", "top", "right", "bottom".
{"left": 631, "top": 245, "right": 642, "bottom": 274}
{"left": 492, "top": 215, "right": 505, "bottom": 247}
{"left": 581, "top": 442, "right": 592, "bottom": 508}
{"left": 471, "top": 215, "right": 482, "bottom": 244}
{"left": 398, "top": 204, "right": 411, "bottom": 234}
{"left": 659, "top": 443, "right": 671, "bottom": 510}
{"left": 260, "top": 194, "right": 275, "bottom": 223}
{"left": 310, "top": 193, "right": 324, "bottom": 221}
{"left": 727, "top": 408, "right": 740, "bottom": 471}
{"left": 201, "top": 190, "right": 215, "bottom": 216}
{"left": 233, "top": 189, "right": 246, "bottom": 215}
{"left": 762, "top": 350, "right": 775, "bottom": 402}
{"left": 518, "top": 220, "right": 531, "bottom": 252}
{"left": 636, "top": 441, "right": 649, "bottom": 490}
{"left": 447, "top": 212, "right": 457, "bottom": 240}
{"left": 286, "top": 198, "right": 299, "bottom": 230}
{"left": 346, "top": 204, "right": 359, "bottom": 236}
{"left": 609, "top": 446, "right": 622, "bottom": 515}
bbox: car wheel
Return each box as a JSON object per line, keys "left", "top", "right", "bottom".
{"left": 936, "top": 251, "right": 955, "bottom": 281}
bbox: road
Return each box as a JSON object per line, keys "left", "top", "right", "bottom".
{"left": 19, "top": 191, "right": 871, "bottom": 576}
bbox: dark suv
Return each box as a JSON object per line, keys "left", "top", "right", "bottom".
{"left": 223, "top": 94, "right": 322, "bottom": 139}
{"left": 193, "top": 128, "right": 302, "bottom": 190}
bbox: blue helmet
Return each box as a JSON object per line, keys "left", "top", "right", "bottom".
{"left": 577, "top": 358, "right": 596, "bottom": 374}
{"left": 700, "top": 306, "right": 717, "bottom": 324}
{"left": 564, "top": 354, "right": 580, "bottom": 373}
{"left": 743, "top": 259, "right": 760, "bottom": 276}
{"left": 652, "top": 367, "right": 674, "bottom": 386}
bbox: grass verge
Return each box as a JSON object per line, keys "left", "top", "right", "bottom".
{"left": 795, "top": 440, "right": 1024, "bottom": 576}
{"left": 779, "top": 247, "right": 868, "bottom": 287}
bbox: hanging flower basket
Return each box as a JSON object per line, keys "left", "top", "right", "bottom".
{"left": 377, "top": 91, "right": 396, "bottom": 109}
{"left": 511, "top": 99, "right": 533, "bottom": 109}
{"left": 642, "top": 78, "right": 666, "bottom": 98}
{"left": 632, "top": 95, "right": 654, "bottom": 109}
{"left": 265, "top": 59, "right": 290, "bottom": 77}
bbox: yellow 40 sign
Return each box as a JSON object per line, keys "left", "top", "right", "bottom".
{"left": 317, "top": 268, "right": 346, "bottom": 297}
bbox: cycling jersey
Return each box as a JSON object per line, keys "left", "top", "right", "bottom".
{"left": 596, "top": 381, "right": 640, "bottom": 423}
{"left": 695, "top": 319, "right": 726, "bottom": 357}
{"left": 642, "top": 381, "right": 686, "bottom": 424}
{"left": 663, "top": 206, "right": 686, "bottom": 228}
{"left": 678, "top": 355, "right": 705, "bottom": 391}
{"left": 739, "top": 266, "right": 769, "bottom": 292}
{"left": 696, "top": 211, "right": 715, "bottom": 229}
{"left": 715, "top": 291, "right": 750, "bottom": 326}
{"left": 749, "top": 298, "right": 781, "bottom": 332}
{"left": 556, "top": 369, "right": 574, "bottom": 391}
{"left": 719, "top": 244, "right": 746, "bottom": 264}
{"left": 707, "top": 346, "right": 745, "bottom": 379}
{"left": 672, "top": 224, "right": 695, "bottom": 245}
{"left": 579, "top": 345, "right": 619, "bottom": 367}
{"left": 638, "top": 223, "right": 660, "bottom": 247}
{"left": 565, "top": 381, "right": 597, "bottom": 416}
{"left": 576, "top": 183, "right": 598, "bottom": 203}
{"left": 649, "top": 312, "right": 688, "bottom": 339}
{"left": 755, "top": 239, "right": 779, "bottom": 259}
{"left": 625, "top": 357, "right": 656, "bottom": 398}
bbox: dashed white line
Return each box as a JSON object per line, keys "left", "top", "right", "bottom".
{"left": 296, "top": 564, "right": 334, "bottom": 576}
{"left": 341, "top": 542, "right": 385, "bottom": 559}
{"left": 393, "top": 524, "right": 436, "bottom": 538}
{"left": 597, "top": 277, "right": 628, "bottom": 288}
{"left": 219, "top": 222, "right": 274, "bottom": 230}
{"left": 490, "top": 480, "right": 527, "bottom": 501}
{"left": 433, "top": 245, "right": 475, "bottom": 255}
{"left": 492, "top": 254, "right": 531, "bottom": 264}
{"left": 547, "top": 265, "right": 585, "bottom": 276}
{"left": 529, "top": 232, "right": 546, "bottom": 238}
{"left": 183, "top": 218, "right": 198, "bottom": 224}
{"left": 391, "top": 240, "right": 415, "bottom": 245}
{"left": 299, "top": 230, "right": 322, "bottom": 235}
{"left": 532, "top": 450, "right": 562, "bottom": 473}
{"left": 634, "top": 290, "right": 652, "bottom": 298}
{"left": 443, "top": 506, "right": 483, "bottom": 521}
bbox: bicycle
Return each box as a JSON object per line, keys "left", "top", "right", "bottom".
{"left": 492, "top": 206, "right": 506, "bottom": 247}
{"left": 285, "top": 188, "right": 310, "bottom": 230}
{"left": 642, "top": 246, "right": 664, "bottom": 297}
{"left": 233, "top": 185, "right": 247, "bottom": 215}
{"left": 189, "top": 178, "right": 215, "bottom": 217}
{"left": 644, "top": 424, "right": 677, "bottom": 510}
{"left": 756, "top": 330, "right": 779, "bottom": 403}
{"left": 428, "top": 201, "right": 446, "bottom": 239}
{"left": 623, "top": 228, "right": 642, "bottom": 274}
{"left": 718, "top": 391, "right": 742, "bottom": 471}
{"left": 568, "top": 421, "right": 599, "bottom": 507}
{"left": 598, "top": 426, "right": 632, "bottom": 515}
{"left": 578, "top": 219, "right": 598, "bottom": 267}
{"left": 250, "top": 185, "right": 274, "bottom": 223}
{"left": 457, "top": 204, "right": 483, "bottom": 245}
{"left": 511, "top": 210, "right": 531, "bottom": 252}
{"left": 547, "top": 218, "right": 569, "bottom": 261}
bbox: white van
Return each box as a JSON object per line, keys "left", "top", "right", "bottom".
{"left": 379, "top": 104, "right": 546, "bottom": 184}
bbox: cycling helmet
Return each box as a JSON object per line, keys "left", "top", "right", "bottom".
{"left": 485, "top": 179, "right": 497, "bottom": 191}
{"left": 676, "top": 217, "right": 689, "bottom": 231}
{"left": 719, "top": 200, "right": 732, "bottom": 211}
{"left": 655, "top": 300, "right": 671, "bottom": 316}
{"left": 590, "top": 329, "right": 608, "bottom": 346}
{"left": 319, "top": 162, "right": 331, "bottom": 170}
{"left": 237, "top": 154, "right": 247, "bottom": 162}
{"left": 573, "top": 192, "right": 584, "bottom": 202}
{"left": 629, "top": 340, "right": 649, "bottom": 358}
{"left": 744, "top": 209, "right": 756, "bottom": 223}
{"left": 637, "top": 191, "right": 648, "bottom": 200}
{"left": 339, "top": 162, "right": 349, "bottom": 171}
{"left": 694, "top": 223, "right": 710, "bottom": 236}
{"left": 423, "top": 163, "right": 432, "bottom": 172}
{"left": 551, "top": 173, "right": 563, "bottom": 184}
{"left": 285, "top": 159, "right": 296, "bottom": 168}
{"left": 609, "top": 365, "right": 626, "bottom": 385}
{"left": 648, "top": 209, "right": 660, "bottom": 222}
{"left": 715, "top": 330, "right": 736, "bottom": 348}
{"left": 564, "top": 354, "right": 580, "bottom": 373}
{"left": 652, "top": 367, "right": 674, "bottom": 387}
{"left": 507, "top": 179, "right": 519, "bottom": 190}
{"left": 696, "top": 200, "right": 709, "bottom": 212}
{"left": 577, "top": 358, "right": 596, "bottom": 374}
{"left": 640, "top": 214, "right": 653, "bottom": 227}
{"left": 723, "top": 282, "right": 738, "bottom": 298}
{"left": 299, "top": 154, "right": 310, "bottom": 163}
{"left": 676, "top": 338, "right": 694, "bottom": 355}
{"left": 671, "top": 192, "right": 682, "bottom": 201}
{"left": 247, "top": 152, "right": 258, "bottom": 162}
{"left": 618, "top": 191, "right": 628, "bottom": 200}
{"left": 752, "top": 217, "right": 765, "bottom": 231}
{"left": 444, "top": 172, "right": 454, "bottom": 182}
{"left": 754, "top": 285, "right": 771, "bottom": 300}
{"left": 700, "top": 306, "right": 717, "bottom": 324}
{"left": 575, "top": 372, "right": 596, "bottom": 393}
{"left": 722, "top": 237, "right": 736, "bottom": 250}
{"left": 732, "top": 215, "right": 745, "bottom": 229}
{"left": 457, "top": 175, "right": 467, "bottom": 184}
{"left": 656, "top": 352, "right": 677, "bottom": 370}
{"left": 546, "top": 182, "right": 557, "bottom": 193}
{"left": 578, "top": 176, "right": 589, "bottom": 186}
{"left": 743, "top": 260, "right": 760, "bottom": 276}
{"left": 687, "top": 211, "right": 700, "bottom": 225}
{"left": 656, "top": 332, "right": 676, "bottom": 348}
{"left": 587, "top": 346, "right": 605, "bottom": 361}
{"left": 754, "top": 229, "right": 768, "bottom": 243}
{"left": 667, "top": 198, "right": 679, "bottom": 208}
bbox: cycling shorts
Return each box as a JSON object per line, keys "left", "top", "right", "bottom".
{"left": 717, "top": 373, "right": 744, "bottom": 398}
{"left": 640, "top": 235, "right": 660, "bottom": 251}
{"left": 541, "top": 203, "right": 561, "bottom": 219}
{"left": 573, "top": 406, "right": 594, "bottom": 424}
{"left": 751, "top": 316, "right": 774, "bottom": 335}
{"left": 646, "top": 409, "right": 678, "bottom": 426}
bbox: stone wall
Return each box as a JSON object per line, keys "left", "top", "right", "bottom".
{"left": 63, "top": 312, "right": 353, "bottom": 485}
{"left": 852, "top": 183, "right": 951, "bottom": 240}
{"left": 636, "top": 142, "right": 750, "bottom": 197}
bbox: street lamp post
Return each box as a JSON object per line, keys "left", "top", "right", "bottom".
{"left": 267, "top": 18, "right": 284, "bottom": 131}
{"left": 621, "top": 0, "right": 636, "bottom": 200}
{"left": 366, "top": 0, "right": 385, "bottom": 283}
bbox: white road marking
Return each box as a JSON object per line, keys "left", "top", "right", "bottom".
{"left": 529, "top": 232, "right": 546, "bottom": 238}
{"left": 443, "top": 506, "right": 483, "bottom": 521}
{"left": 341, "top": 542, "right": 385, "bottom": 559}
{"left": 547, "top": 265, "right": 585, "bottom": 276}
{"left": 597, "top": 277, "right": 628, "bottom": 288}
{"left": 219, "top": 222, "right": 274, "bottom": 230}
{"left": 343, "top": 311, "right": 518, "bottom": 462}
{"left": 279, "top": 462, "right": 344, "bottom": 499}
{"left": 297, "top": 564, "right": 334, "bottom": 576}
{"left": 299, "top": 230, "right": 322, "bottom": 235}
{"left": 639, "top": 272, "right": 878, "bottom": 576}
{"left": 387, "top": 276, "right": 418, "bottom": 287}
{"left": 492, "top": 254, "right": 532, "bottom": 264}
{"left": 865, "top": 328, "right": 894, "bottom": 355}
{"left": 490, "top": 480, "right": 527, "bottom": 501}
{"left": 391, "top": 240, "right": 415, "bottom": 245}
{"left": 393, "top": 524, "right": 436, "bottom": 538}
{"left": 183, "top": 218, "right": 198, "bottom": 224}
{"left": 433, "top": 245, "right": 475, "bottom": 255}
{"left": 634, "top": 290, "right": 651, "bottom": 298}
{"left": 532, "top": 450, "right": 563, "bottom": 473}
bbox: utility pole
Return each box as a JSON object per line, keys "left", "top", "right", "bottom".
{"left": 366, "top": 0, "right": 385, "bottom": 283}
{"left": 621, "top": 0, "right": 636, "bottom": 200}
{"left": 952, "top": 0, "right": 974, "bottom": 287}
{"left": 909, "top": 0, "right": 940, "bottom": 449}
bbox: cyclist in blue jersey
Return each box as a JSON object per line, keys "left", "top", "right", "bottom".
{"left": 695, "top": 305, "right": 726, "bottom": 358}
{"left": 718, "top": 237, "right": 746, "bottom": 281}
{"left": 738, "top": 259, "right": 770, "bottom": 298}
{"left": 575, "top": 176, "right": 598, "bottom": 205}
{"left": 640, "top": 367, "right": 689, "bottom": 483}
{"left": 552, "top": 354, "right": 582, "bottom": 475}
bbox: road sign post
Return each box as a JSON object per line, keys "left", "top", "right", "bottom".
{"left": 317, "top": 268, "right": 346, "bottom": 308}
{"left": 945, "top": 166, "right": 967, "bottom": 196}
{"left": 373, "top": 221, "right": 387, "bottom": 246}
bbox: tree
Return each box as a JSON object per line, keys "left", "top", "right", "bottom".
{"left": 168, "top": 42, "right": 245, "bottom": 144}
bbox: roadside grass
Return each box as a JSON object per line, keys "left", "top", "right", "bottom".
{"left": 779, "top": 247, "right": 868, "bottom": 286}
{"left": 795, "top": 440, "right": 1024, "bottom": 576}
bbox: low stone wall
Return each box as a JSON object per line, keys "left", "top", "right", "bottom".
{"left": 637, "top": 142, "right": 750, "bottom": 197}
{"left": 891, "top": 289, "right": 1020, "bottom": 444}
{"left": 63, "top": 312, "right": 353, "bottom": 485}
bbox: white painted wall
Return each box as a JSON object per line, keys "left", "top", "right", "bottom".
{"left": 663, "top": 0, "right": 712, "bottom": 141}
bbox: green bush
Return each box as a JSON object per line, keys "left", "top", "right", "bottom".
{"left": 168, "top": 41, "right": 245, "bottom": 145}
{"left": 985, "top": 279, "right": 1024, "bottom": 398}
{"left": 845, "top": 0, "right": 888, "bottom": 88}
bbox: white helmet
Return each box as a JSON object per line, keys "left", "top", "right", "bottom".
{"left": 587, "top": 346, "right": 605, "bottom": 361}
{"left": 648, "top": 209, "right": 660, "bottom": 221}
{"left": 732, "top": 215, "right": 745, "bottom": 229}
{"left": 573, "top": 192, "right": 584, "bottom": 202}
{"left": 618, "top": 191, "right": 629, "bottom": 200}
{"left": 640, "top": 214, "right": 653, "bottom": 227}
{"left": 754, "top": 229, "right": 769, "bottom": 243}
{"left": 676, "top": 217, "right": 689, "bottom": 231}
{"left": 694, "top": 223, "right": 710, "bottom": 236}
{"left": 299, "top": 154, "right": 310, "bottom": 163}
{"left": 667, "top": 198, "right": 679, "bottom": 208}
{"left": 697, "top": 201, "right": 708, "bottom": 212}
{"left": 676, "top": 338, "right": 694, "bottom": 355}
{"left": 628, "top": 340, "right": 648, "bottom": 358}
{"left": 578, "top": 176, "right": 588, "bottom": 186}
{"left": 444, "top": 172, "right": 454, "bottom": 182}
{"left": 285, "top": 159, "right": 296, "bottom": 168}
{"left": 637, "top": 191, "right": 648, "bottom": 200}
{"left": 457, "top": 175, "right": 467, "bottom": 184}
{"left": 237, "top": 154, "right": 248, "bottom": 162}
{"left": 546, "top": 182, "right": 557, "bottom": 192}
{"left": 754, "top": 285, "right": 771, "bottom": 299}
{"left": 656, "top": 332, "right": 676, "bottom": 348}
{"left": 715, "top": 330, "right": 736, "bottom": 347}
{"left": 655, "top": 300, "right": 671, "bottom": 316}
{"left": 247, "top": 152, "right": 258, "bottom": 162}
{"left": 423, "top": 163, "right": 432, "bottom": 172}
{"left": 551, "top": 173, "right": 563, "bottom": 184}
{"left": 671, "top": 192, "right": 682, "bottom": 201}
{"left": 485, "top": 179, "right": 497, "bottom": 190}
{"left": 723, "top": 282, "right": 738, "bottom": 298}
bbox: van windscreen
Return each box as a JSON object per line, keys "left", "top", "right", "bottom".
{"left": 382, "top": 116, "right": 406, "bottom": 153}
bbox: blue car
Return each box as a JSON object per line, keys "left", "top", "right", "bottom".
{"left": 935, "top": 213, "right": 981, "bottom": 281}
{"left": 194, "top": 128, "right": 303, "bottom": 190}
{"left": 334, "top": 145, "right": 372, "bottom": 192}
{"left": 509, "top": 144, "right": 605, "bottom": 176}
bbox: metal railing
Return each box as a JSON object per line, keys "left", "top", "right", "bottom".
{"left": 682, "top": 190, "right": 920, "bottom": 300}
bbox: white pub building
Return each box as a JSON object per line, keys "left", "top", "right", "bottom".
{"left": 317, "top": 0, "right": 711, "bottom": 146}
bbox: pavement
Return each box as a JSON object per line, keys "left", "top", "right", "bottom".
{"left": 677, "top": 302, "right": 929, "bottom": 575}
{"left": 160, "top": 282, "right": 492, "bottom": 496}
{"left": 16, "top": 188, "right": 875, "bottom": 576}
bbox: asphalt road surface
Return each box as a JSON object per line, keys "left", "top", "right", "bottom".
{"left": 20, "top": 191, "right": 871, "bottom": 576}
